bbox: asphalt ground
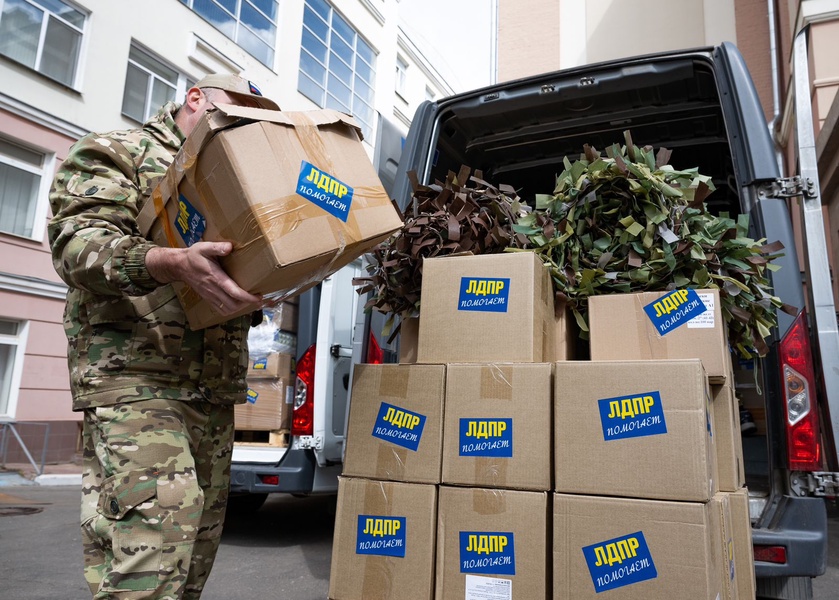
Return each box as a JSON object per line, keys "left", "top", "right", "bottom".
{"left": 0, "top": 482, "right": 835, "bottom": 599}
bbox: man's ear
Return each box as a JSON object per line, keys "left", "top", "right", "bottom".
{"left": 184, "top": 87, "right": 207, "bottom": 111}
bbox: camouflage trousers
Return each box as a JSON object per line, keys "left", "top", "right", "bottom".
{"left": 80, "top": 398, "right": 234, "bottom": 599}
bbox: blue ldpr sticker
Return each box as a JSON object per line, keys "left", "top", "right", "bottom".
{"left": 246, "top": 388, "right": 258, "bottom": 404}
{"left": 174, "top": 194, "right": 206, "bottom": 247}
{"left": 458, "top": 277, "right": 511, "bottom": 312}
{"left": 371, "top": 402, "right": 427, "bottom": 452}
{"left": 459, "top": 418, "right": 513, "bottom": 457}
{"left": 252, "top": 358, "right": 268, "bottom": 370}
{"left": 582, "top": 531, "right": 657, "bottom": 593}
{"left": 642, "top": 288, "right": 707, "bottom": 336}
{"left": 296, "top": 160, "right": 353, "bottom": 222}
{"left": 460, "top": 531, "right": 516, "bottom": 575}
{"left": 598, "top": 391, "right": 668, "bottom": 441}
{"left": 356, "top": 515, "right": 407, "bottom": 558}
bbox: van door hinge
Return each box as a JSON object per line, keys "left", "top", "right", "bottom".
{"left": 790, "top": 472, "right": 839, "bottom": 497}
{"left": 758, "top": 176, "right": 818, "bottom": 200}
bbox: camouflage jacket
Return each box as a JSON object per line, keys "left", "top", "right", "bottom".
{"left": 49, "top": 102, "right": 249, "bottom": 410}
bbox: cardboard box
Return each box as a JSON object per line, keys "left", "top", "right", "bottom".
{"left": 729, "top": 488, "right": 756, "bottom": 600}
{"left": 267, "top": 301, "right": 298, "bottom": 333}
{"left": 398, "top": 317, "right": 419, "bottom": 364}
{"left": 553, "top": 493, "right": 725, "bottom": 599}
{"left": 139, "top": 103, "right": 403, "bottom": 330}
{"left": 246, "top": 352, "right": 293, "bottom": 380}
{"left": 343, "top": 364, "right": 446, "bottom": 484}
{"left": 234, "top": 378, "right": 291, "bottom": 431}
{"left": 554, "top": 360, "right": 716, "bottom": 501}
{"left": 712, "top": 383, "right": 746, "bottom": 492}
{"left": 328, "top": 477, "right": 437, "bottom": 600}
{"left": 442, "top": 363, "right": 552, "bottom": 491}
{"left": 437, "top": 486, "right": 548, "bottom": 600}
{"left": 417, "top": 252, "right": 559, "bottom": 364}
{"left": 712, "top": 492, "right": 738, "bottom": 600}
{"left": 589, "top": 289, "right": 730, "bottom": 383}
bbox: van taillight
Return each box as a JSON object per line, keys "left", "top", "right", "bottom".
{"left": 779, "top": 311, "right": 821, "bottom": 471}
{"left": 292, "top": 344, "right": 315, "bottom": 437}
{"left": 366, "top": 330, "right": 384, "bottom": 364}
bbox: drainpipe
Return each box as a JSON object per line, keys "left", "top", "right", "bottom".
{"left": 767, "top": 0, "right": 784, "bottom": 174}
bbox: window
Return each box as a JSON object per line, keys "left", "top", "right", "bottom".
{"left": 180, "top": 0, "right": 278, "bottom": 68}
{"left": 0, "top": 0, "right": 85, "bottom": 87}
{"left": 122, "top": 45, "right": 196, "bottom": 123}
{"left": 0, "top": 137, "right": 51, "bottom": 241}
{"left": 395, "top": 55, "right": 408, "bottom": 97}
{"left": 299, "top": 0, "right": 377, "bottom": 139}
{"left": 0, "top": 319, "right": 26, "bottom": 417}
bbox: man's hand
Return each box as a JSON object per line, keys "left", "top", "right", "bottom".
{"left": 146, "top": 242, "right": 262, "bottom": 316}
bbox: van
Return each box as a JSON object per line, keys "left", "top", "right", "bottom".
{"left": 390, "top": 38, "right": 839, "bottom": 599}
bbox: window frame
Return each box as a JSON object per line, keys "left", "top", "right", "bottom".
{"left": 0, "top": 318, "right": 28, "bottom": 420}
{"left": 0, "top": 136, "right": 54, "bottom": 243}
{"left": 122, "top": 42, "right": 196, "bottom": 124}
{"left": 179, "top": 0, "right": 279, "bottom": 69}
{"left": 395, "top": 54, "right": 408, "bottom": 99}
{"left": 298, "top": 0, "right": 378, "bottom": 139}
{"left": 0, "top": 0, "right": 88, "bottom": 88}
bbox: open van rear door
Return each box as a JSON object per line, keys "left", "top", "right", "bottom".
{"left": 789, "top": 26, "right": 839, "bottom": 482}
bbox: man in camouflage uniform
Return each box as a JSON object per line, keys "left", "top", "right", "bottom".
{"left": 48, "top": 75, "right": 279, "bottom": 599}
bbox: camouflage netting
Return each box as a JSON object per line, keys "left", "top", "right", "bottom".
{"left": 512, "top": 132, "right": 796, "bottom": 357}
{"left": 356, "top": 133, "right": 794, "bottom": 357}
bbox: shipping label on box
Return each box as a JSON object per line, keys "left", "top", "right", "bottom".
{"left": 372, "top": 402, "right": 427, "bottom": 452}
{"left": 597, "top": 390, "right": 667, "bottom": 440}
{"left": 459, "top": 418, "right": 513, "bottom": 457}
{"left": 356, "top": 515, "right": 407, "bottom": 557}
{"left": 589, "top": 289, "right": 730, "bottom": 383}
{"left": 581, "top": 531, "right": 658, "bottom": 592}
{"left": 555, "top": 360, "right": 717, "bottom": 502}
{"left": 642, "top": 288, "right": 707, "bottom": 336}
{"left": 417, "top": 252, "right": 558, "bottom": 364}
{"left": 139, "top": 104, "right": 403, "bottom": 330}
{"left": 437, "top": 487, "right": 547, "bottom": 600}
{"left": 554, "top": 494, "right": 725, "bottom": 600}
{"left": 329, "top": 477, "right": 436, "bottom": 600}
{"left": 443, "top": 363, "right": 552, "bottom": 491}
{"left": 344, "top": 364, "right": 445, "bottom": 484}
{"left": 460, "top": 531, "right": 516, "bottom": 575}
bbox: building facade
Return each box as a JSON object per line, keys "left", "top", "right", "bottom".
{"left": 0, "top": 0, "right": 460, "bottom": 464}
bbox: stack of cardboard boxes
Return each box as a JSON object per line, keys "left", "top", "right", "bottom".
{"left": 329, "top": 253, "right": 756, "bottom": 599}
{"left": 235, "top": 301, "right": 298, "bottom": 434}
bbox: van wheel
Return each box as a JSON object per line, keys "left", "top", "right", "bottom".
{"left": 226, "top": 493, "right": 268, "bottom": 513}
{"left": 756, "top": 576, "right": 813, "bottom": 600}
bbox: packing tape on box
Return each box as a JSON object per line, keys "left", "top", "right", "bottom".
{"left": 362, "top": 480, "right": 396, "bottom": 598}
{"left": 635, "top": 294, "right": 666, "bottom": 357}
{"left": 375, "top": 368, "right": 411, "bottom": 479}
{"left": 472, "top": 487, "right": 507, "bottom": 515}
{"left": 480, "top": 364, "right": 514, "bottom": 400}
{"left": 139, "top": 127, "right": 204, "bottom": 239}
{"left": 476, "top": 365, "right": 512, "bottom": 486}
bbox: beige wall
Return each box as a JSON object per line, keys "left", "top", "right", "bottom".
{"left": 498, "top": 0, "right": 738, "bottom": 80}
{"left": 497, "top": 0, "right": 561, "bottom": 82}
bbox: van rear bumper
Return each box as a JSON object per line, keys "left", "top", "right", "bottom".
{"left": 752, "top": 495, "right": 827, "bottom": 578}
{"left": 229, "top": 448, "right": 316, "bottom": 495}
